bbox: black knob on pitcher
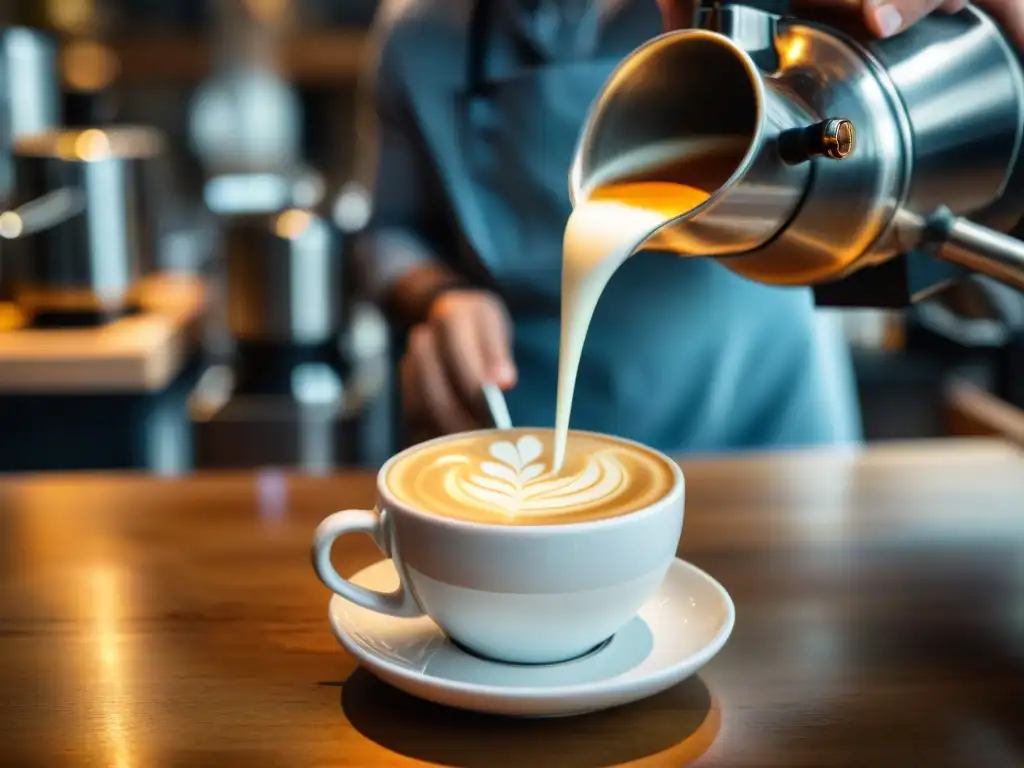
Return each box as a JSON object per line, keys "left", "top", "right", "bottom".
{"left": 779, "top": 118, "right": 856, "bottom": 165}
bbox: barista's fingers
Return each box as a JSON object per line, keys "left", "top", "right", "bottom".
{"left": 938, "top": 0, "right": 967, "bottom": 11}
{"left": 434, "top": 310, "right": 489, "bottom": 408}
{"left": 976, "top": 0, "right": 1024, "bottom": 50}
{"left": 406, "top": 325, "right": 479, "bottom": 435}
{"left": 473, "top": 300, "right": 518, "bottom": 390}
{"left": 864, "top": 0, "right": 946, "bottom": 37}
{"left": 400, "top": 341, "right": 425, "bottom": 429}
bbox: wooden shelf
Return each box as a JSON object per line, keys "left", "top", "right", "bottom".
{"left": 66, "top": 29, "right": 369, "bottom": 87}
{"left": 0, "top": 274, "right": 206, "bottom": 394}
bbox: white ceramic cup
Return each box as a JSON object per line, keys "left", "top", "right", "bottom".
{"left": 311, "top": 430, "right": 685, "bottom": 665}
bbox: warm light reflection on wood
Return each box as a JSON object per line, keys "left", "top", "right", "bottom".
{"left": 91, "top": 566, "right": 132, "bottom": 768}
{"left": 644, "top": 694, "right": 722, "bottom": 767}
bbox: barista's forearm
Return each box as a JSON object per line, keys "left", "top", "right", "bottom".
{"left": 358, "top": 228, "right": 464, "bottom": 324}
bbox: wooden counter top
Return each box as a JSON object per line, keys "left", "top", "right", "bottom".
{"left": 0, "top": 439, "right": 1022, "bottom": 766}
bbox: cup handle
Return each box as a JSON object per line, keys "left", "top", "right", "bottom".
{"left": 311, "top": 509, "right": 425, "bottom": 618}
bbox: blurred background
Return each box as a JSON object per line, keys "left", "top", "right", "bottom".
{"left": 0, "top": 0, "right": 1019, "bottom": 476}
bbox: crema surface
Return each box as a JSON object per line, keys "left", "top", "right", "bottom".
{"left": 386, "top": 429, "right": 675, "bottom": 526}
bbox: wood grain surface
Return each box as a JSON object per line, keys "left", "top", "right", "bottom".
{"left": 0, "top": 439, "right": 1022, "bottom": 767}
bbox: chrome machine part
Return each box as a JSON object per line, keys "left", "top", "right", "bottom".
{"left": 0, "top": 27, "right": 59, "bottom": 197}
{"left": 223, "top": 207, "right": 341, "bottom": 346}
{"left": 0, "top": 126, "right": 164, "bottom": 320}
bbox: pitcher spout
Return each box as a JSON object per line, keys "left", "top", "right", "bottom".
{"left": 572, "top": 29, "right": 835, "bottom": 258}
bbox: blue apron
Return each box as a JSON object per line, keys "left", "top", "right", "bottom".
{"left": 396, "top": 0, "right": 861, "bottom": 453}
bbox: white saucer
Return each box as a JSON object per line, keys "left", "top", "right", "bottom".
{"left": 328, "top": 558, "right": 735, "bottom": 718}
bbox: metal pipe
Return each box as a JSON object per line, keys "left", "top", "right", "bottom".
{"left": 928, "top": 207, "right": 1024, "bottom": 293}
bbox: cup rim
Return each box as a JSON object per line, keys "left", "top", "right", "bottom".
{"left": 375, "top": 427, "right": 684, "bottom": 535}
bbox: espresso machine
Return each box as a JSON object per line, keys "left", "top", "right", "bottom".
{"left": 574, "top": 1, "right": 1024, "bottom": 308}
{"left": 0, "top": 124, "right": 205, "bottom": 475}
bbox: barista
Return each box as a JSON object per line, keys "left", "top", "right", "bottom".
{"left": 358, "top": 0, "right": 1018, "bottom": 452}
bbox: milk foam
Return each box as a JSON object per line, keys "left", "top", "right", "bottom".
{"left": 385, "top": 429, "right": 673, "bottom": 526}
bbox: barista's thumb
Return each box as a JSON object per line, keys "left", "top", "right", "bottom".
{"left": 474, "top": 299, "right": 518, "bottom": 390}
{"left": 861, "top": 0, "right": 965, "bottom": 38}
{"left": 430, "top": 289, "right": 518, "bottom": 391}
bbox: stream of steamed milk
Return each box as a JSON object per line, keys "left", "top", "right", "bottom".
{"left": 552, "top": 181, "right": 713, "bottom": 471}
{"left": 551, "top": 136, "right": 753, "bottom": 471}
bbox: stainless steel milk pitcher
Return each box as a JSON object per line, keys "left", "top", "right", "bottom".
{"left": 571, "top": 2, "right": 1024, "bottom": 296}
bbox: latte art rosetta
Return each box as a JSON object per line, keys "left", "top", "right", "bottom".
{"left": 385, "top": 428, "right": 674, "bottom": 526}
{"left": 434, "top": 435, "right": 629, "bottom": 518}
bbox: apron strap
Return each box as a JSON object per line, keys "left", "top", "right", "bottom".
{"left": 466, "top": 0, "right": 495, "bottom": 98}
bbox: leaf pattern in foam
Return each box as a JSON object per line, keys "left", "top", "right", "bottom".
{"left": 478, "top": 461, "right": 519, "bottom": 485}
{"left": 430, "top": 433, "right": 632, "bottom": 517}
{"left": 525, "top": 458, "right": 603, "bottom": 500}
{"left": 481, "top": 435, "right": 545, "bottom": 486}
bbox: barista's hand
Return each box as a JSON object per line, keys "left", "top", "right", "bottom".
{"left": 655, "top": 0, "right": 1024, "bottom": 49}
{"left": 835, "top": 0, "right": 1023, "bottom": 45}
{"left": 401, "top": 290, "right": 517, "bottom": 436}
